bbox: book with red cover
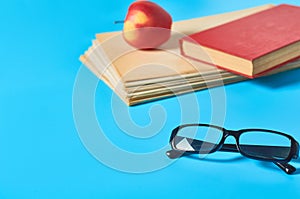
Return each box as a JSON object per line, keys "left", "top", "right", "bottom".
{"left": 180, "top": 4, "right": 300, "bottom": 78}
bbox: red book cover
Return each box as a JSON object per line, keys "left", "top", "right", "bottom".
{"left": 180, "top": 4, "right": 300, "bottom": 78}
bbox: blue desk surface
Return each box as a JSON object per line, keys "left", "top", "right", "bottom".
{"left": 1, "top": 0, "right": 300, "bottom": 198}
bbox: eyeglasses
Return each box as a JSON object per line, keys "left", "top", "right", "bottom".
{"left": 166, "top": 124, "right": 299, "bottom": 174}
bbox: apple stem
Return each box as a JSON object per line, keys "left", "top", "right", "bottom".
{"left": 114, "top": 20, "right": 125, "bottom": 24}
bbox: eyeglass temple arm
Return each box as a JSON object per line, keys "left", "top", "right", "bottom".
{"left": 166, "top": 141, "right": 296, "bottom": 174}
{"left": 219, "top": 144, "right": 239, "bottom": 152}
{"left": 274, "top": 162, "right": 296, "bottom": 174}
{"left": 220, "top": 144, "right": 298, "bottom": 159}
{"left": 166, "top": 144, "right": 252, "bottom": 158}
{"left": 219, "top": 144, "right": 296, "bottom": 174}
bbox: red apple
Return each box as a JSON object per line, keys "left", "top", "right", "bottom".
{"left": 123, "top": 0, "right": 173, "bottom": 50}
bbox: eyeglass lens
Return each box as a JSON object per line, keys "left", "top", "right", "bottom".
{"left": 239, "top": 131, "right": 291, "bottom": 160}
{"left": 174, "top": 126, "right": 222, "bottom": 153}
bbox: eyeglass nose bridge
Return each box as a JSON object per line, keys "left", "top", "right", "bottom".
{"left": 223, "top": 129, "right": 240, "bottom": 140}
{"left": 217, "top": 129, "right": 241, "bottom": 153}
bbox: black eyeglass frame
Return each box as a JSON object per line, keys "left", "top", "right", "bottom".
{"left": 167, "top": 124, "right": 299, "bottom": 174}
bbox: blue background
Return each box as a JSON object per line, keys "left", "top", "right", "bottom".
{"left": 1, "top": 0, "right": 300, "bottom": 198}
